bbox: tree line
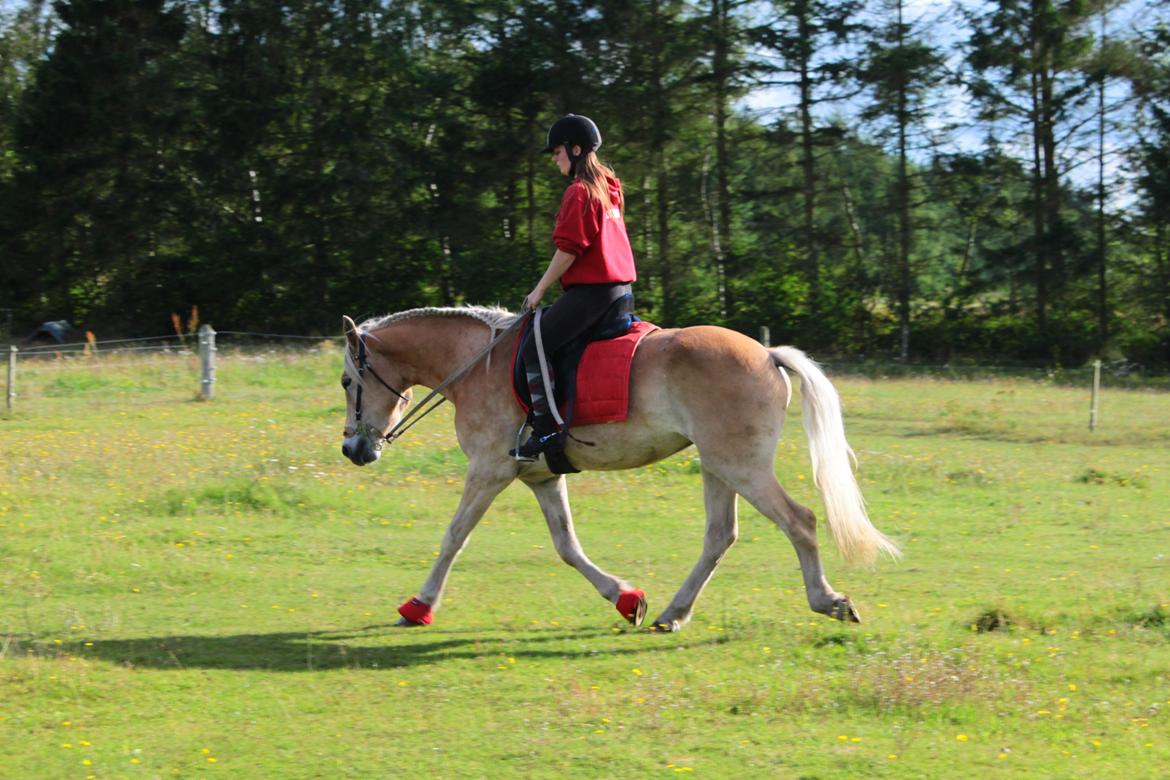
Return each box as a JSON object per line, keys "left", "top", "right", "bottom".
{"left": 1, "top": 0, "right": 1168, "bottom": 366}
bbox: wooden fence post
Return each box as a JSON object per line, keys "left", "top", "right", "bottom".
{"left": 198, "top": 325, "right": 216, "bottom": 400}
{"left": 1089, "top": 359, "right": 1101, "bottom": 431}
{"left": 6, "top": 345, "right": 15, "bottom": 413}
{"left": 759, "top": 326, "right": 771, "bottom": 348}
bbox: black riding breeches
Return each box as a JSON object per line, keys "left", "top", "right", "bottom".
{"left": 522, "top": 282, "right": 632, "bottom": 421}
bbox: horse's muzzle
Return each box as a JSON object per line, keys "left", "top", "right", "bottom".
{"left": 342, "top": 435, "right": 380, "bottom": 466}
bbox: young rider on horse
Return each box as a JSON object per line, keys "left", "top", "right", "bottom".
{"left": 512, "top": 114, "right": 638, "bottom": 460}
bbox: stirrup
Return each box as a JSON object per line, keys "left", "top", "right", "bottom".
{"left": 511, "top": 430, "right": 561, "bottom": 461}
{"left": 511, "top": 420, "right": 560, "bottom": 461}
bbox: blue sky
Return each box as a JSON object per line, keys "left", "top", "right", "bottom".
{"left": 740, "top": 0, "right": 1165, "bottom": 201}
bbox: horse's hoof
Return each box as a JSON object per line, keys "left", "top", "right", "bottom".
{"left": 397, "top": 597, "right": 433, "bottom": 626}
{"left": 616, "top": 589, "right": 647, "bottom": 627}
{"left": 831, "top": 598, "right": 861, "bottom": 623}
{"left": 647, "top": 619, "right": 680, "bottom": 633}
{"left": 395, "top": 616, "right": 425, "bottom": 628}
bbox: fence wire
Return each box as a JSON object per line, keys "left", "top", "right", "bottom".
{"left": 218, "top": 331, "right": 332, "bottom": 340}
{"left": 19, "top": 334, "right": 189, "bottom": 353}
{"left": 4, "top": 332, "right": 341, "bottom": 411}
{"left": 823, "top": 358, "right": 1170, "bottom": 391}
{"left": 3, "top": 330, "right": 1167, "bottom": 417}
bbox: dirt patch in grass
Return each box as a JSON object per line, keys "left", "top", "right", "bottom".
{"left": 1131, "top": 604, "right": 1170, "bottom": 630}
{"left": 970, "top": 608, "right": 1013, "bottom": 634}
{"left": 1074, "top": 467, "right": 1149, "bottom": 488}
{"left": 852, "top": 647, "right": 1024, "bottom": 712}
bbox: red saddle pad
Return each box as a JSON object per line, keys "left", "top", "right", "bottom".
{"left": 513, "top": 320, "right": 659, "bottom": 426}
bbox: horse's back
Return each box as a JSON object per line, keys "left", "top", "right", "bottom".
{"left": 631, "top": 325, "right": 786, "bottom": 439}
{"left": 634, "top": 325, "right": 786, "bottom": 410}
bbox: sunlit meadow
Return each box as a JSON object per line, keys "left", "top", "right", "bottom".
{"left": 1, "top": 346, "right": 1167, "bottom": 778}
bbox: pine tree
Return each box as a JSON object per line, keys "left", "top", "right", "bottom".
{"left": 857, "top": 0, "right": 945, "bottom": 359}
{"left": 755, "top": 0, "right": 865, "bottom": 343}
{"left": 966, "top": 0, "right": 1098, "bottom": 346}
{"left": 1132, "top": 21, "right": 1170, "bottom": 359}
{"left": 8, "top": 0, "right": 189, "bottom": 327}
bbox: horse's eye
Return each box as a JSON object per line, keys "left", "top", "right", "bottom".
{"left": 341, "top": 376, "right": 352, "bottom": 389}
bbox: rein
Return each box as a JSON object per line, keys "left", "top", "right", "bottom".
{"left": 351, "top": 313, "right": 530, "bottom": 448}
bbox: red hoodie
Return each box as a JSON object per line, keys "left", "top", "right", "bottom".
{"left": 552, "top": 177, "right": 637, "bottom": 288}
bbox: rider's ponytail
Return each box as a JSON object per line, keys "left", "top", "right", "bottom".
{"left": 576, "top": 152, "right": 620, "bottom": 216}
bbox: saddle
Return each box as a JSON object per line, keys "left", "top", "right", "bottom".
{"left": 511, "top": 293, "right": 651, "bottom": 474}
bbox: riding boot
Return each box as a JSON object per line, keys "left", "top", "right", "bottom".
{"left": 510, "top": 412, "right": 561, "bottom": 460}
{"left": 510, "top": 352, "right": 562, "bottom": 459}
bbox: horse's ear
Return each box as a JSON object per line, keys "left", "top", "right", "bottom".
{"left": 342, "top": 315, "right": 360, "bottom": 351}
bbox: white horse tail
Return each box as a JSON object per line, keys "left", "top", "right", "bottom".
{"left": 770, "top": 346, "right": 900, "bottom": 564}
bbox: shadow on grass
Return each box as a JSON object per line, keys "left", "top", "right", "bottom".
{"left": 16, "top": 624, "right": 719, "bottom": 672}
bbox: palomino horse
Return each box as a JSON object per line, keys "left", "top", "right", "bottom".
{"left": 339, "top": 306, "right": 898, "bottom": 631}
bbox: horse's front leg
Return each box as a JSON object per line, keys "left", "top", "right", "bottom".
{"left": 396, "top": 462, "right": 514, "bottom": 626}
{"left": 527, "top": 475, "right": 647, "bottom": 627}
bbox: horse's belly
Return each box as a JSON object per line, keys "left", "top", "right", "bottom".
{"left": 563, "top": 426, "right": 692, "bottom": 471}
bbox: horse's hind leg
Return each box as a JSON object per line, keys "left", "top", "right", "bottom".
{"left": 735, "top": 473, "right": 859, "bottom": 622}
{"left": 649, "top": 467, "right": 738, "bottom": 632}
{"left": 527, "top": 475, "right": 645, "bottom": 625}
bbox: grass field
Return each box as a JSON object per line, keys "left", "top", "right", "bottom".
{"left": 1, "top": 346, "right": 1168, "bottom": 779}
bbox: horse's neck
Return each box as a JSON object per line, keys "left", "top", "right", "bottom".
{"left": 382, "top": 316, "right": 490, "bottom": 395}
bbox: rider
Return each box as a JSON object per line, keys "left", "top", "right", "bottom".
{"left": 512, "top": 114, "right": 638, "bottom": 459}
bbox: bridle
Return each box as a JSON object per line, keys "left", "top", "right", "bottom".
{"left": 346, "top": 314, "right": 529, "bottom": 450}
{"left": 348, "top": 331, "right": 411, "bottom": 436}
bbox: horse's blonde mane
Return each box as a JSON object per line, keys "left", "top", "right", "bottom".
{"left": 360, "top": 305, "right": 521, "bottom": 334}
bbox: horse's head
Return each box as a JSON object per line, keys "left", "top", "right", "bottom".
{"left": 340, "top": 315, "right": 413, "bottom": 466}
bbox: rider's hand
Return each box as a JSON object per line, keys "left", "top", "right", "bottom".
{"left": 522, "top": 290, "right": 542, "bottom": 312}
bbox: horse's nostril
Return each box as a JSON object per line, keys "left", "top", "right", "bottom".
{"left": 342, "top": 443, "right": 352, "bottom": 458}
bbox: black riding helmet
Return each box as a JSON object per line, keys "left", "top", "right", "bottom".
{"left": 541, "top": 114, "right": 602, "bottom": 174}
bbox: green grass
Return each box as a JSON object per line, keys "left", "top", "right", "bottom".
{"left": 2, "top": 348, "right": 1168, "bottom": 778}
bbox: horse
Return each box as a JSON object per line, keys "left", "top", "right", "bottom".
{"left": 338, "top": 306, "right": 898, "bottom": 631}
